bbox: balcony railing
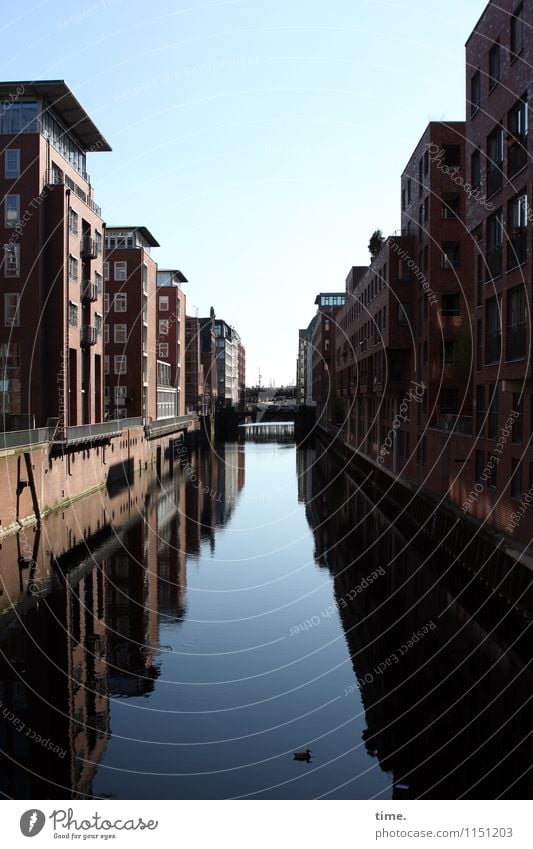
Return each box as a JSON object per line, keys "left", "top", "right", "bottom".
{"left": 81, "top": 280, "right": 98, "bottom": 303}
{"left": 506, "top": 322, "right": 526, "bottom": 360}
{"left": 430, "top": 415, "right": 473, "bottom": 435}
{"left": 80, "top": 236, "right": 98, "bottom": 260}
{"left": 81, "top": 326, "right": 97, "bottom": 347}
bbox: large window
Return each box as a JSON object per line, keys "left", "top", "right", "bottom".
{"left": 510, "top": 3, "right": 524, "bottom": 58}
{"left": 159, "top": 319, "right": 169, "bottom": 336}
{"left": 471, "top": 148, "right": 481, "bottom": 188}
{"left": 441, "top": 293, "right": 460, "bottom": 316}
{"left": 0, "top": 101, "right": 38, "bottom": 134}
{"left": 69, "top": 208, "right": 78, "bottom": 235}
{"left": 159, "top": 295, "right": 169, "bottom": 311}
{"left": 4, "top": 244, "right": 20, "bottom": 277}
{"left": 5, "top": 149, "right": 20, "bottom": 179}
{"left": 488, "top": 42, "right": 500, "bottom": 90}
{"left": 485, "top": 297, "right": 501, "bottom": 363}
{"left": 4, "top": 194, "right": 19, "bottom": 228}
{"left": 508, "top": 96, "right": 528, "bottom": 175}
{"left": 507, "top": 193, "right": 528, "bottom": 268}
{"left": 470, "top": 72, "right": 480, "bottom": 115}
{"left": 506, "top": 286, "right": 526, "bottom": 359}
{"left": 486, "top": 127, "right": 504, "bottom": 196}
{"left": 511, "top": 458, "right": 522, "bottom": 499}
{"left": 441, "top": 243, "right": 460, "bottom": 268}
{"left": 68, "top": 255, "right": 78, "bottom": 281}
{"left": 4, "top": 293, "right": 20, "bottom": 327}
{"left": 486, "top": 209, "right": 503, "bottom": 277}
{"left": 68, "top": 301, "right": 78, "bottom": 327}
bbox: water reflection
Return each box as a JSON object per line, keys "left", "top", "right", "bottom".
{"left": 300, "top": 444, "right": 533, "bottom": 799}
{"left": 0, "top": 439, "right": 531, "bottom": 799}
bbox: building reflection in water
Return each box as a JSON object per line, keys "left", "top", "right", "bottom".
{"left": 298, "top": 444, "right": 533, "bottom": 799}
{"left": 0, "top": 441, "right": 243, "bottom": 798}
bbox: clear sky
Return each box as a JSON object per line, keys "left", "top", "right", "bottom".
{"left": 3, "top": 0, "right": 487, "bottom": 386}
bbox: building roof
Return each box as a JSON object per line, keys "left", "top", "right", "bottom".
{"left": 106, "top": 226, "right": 160, "bottom": 247}
{"left": 0, "top": 80, "right": 112, "bottom": 152}
{"left": 314, "top": 292, "right": 345, "bottom": 304}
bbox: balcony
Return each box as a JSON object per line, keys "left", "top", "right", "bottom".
{"left": 80, "top": 236, "right": 98, "bottom": 260}
{"left": 507, "top": 229, "right": 527, "bottom": 270}
{"left": 44, "top": 170, "right": 102, "bottom": 217}
{"left": 81, "top": 280, "right": 98, "bottom": 303}
{"left": 430, "top": 414, "right": 473, "bottom": 436}
{"left": 80, "top": 326, "right": 97, "bottom": 347}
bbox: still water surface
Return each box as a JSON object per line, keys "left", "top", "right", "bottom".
{"left": 0, "top": 429, "right": 531, "bottom": 799}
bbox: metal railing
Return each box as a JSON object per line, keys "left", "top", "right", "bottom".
{"left": 430, "top": 415, "right": 473, "bottom": 436}
{"left": 81, "top": 326, "right": 97, "bottom": 347}
{"left": 44, "top": 170, "right": 102, "bottom": 217}
{"left": 81, "top": 280, "right": 98, "bottom": 303}
{"left": 144, "top": 414, "right": 198, "bottom": 438}
{"left": 0, "top": 427, "right": 51, "bottom": 451}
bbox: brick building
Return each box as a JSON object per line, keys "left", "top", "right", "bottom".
{"left": 311, "top": 292, "right": 345, "bottom": 425}
{"left": 156, "top": 269, "right": 187, "bottom": 418}
{"left": 200, "top": 309, "right": 217, "bottom": 416}
{"left": 185, "top": 316, "right": 204, "bottom": 414}
{"left": 0, "top": 80, "right": 109, "bottom": 430}
{"left": 104, "top": 226, "right": 159, "bottom": 422}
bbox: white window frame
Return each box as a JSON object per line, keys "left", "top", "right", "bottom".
{"left": 159, "top": 295, "right": 169, "bottom": 311}
{"left": 158, "top": 342, "right": 169, "bottom": 358}
{"left": 5, "top": 149, "right": 20, "bottom": 179}
{"left": 114, "top": 323, "right": 127, "bottom": 344}
{"left": 68, "top": 301, "right": 78, "bottom": 327}
{"left": 159, "top": 319, "right": 169, "bottom": 335}
{"left": 114, "top": 354, "right": 127, "bottom": 375}
{"left": 68, "top": 208, "right": 78, "bottom": 235}
{"left": 114, "top": 293, "right": 127, "bottom": 312}
{"left": 104, "top": 355, "right": 109, "bottom": 375}
{"left": 4, "top": 293, "right": 20, "bottom": 327}
{"left": 104, "top": 323, "right": 109, "bottom": 344}
{"left": 114, "top": 261, "right": 127, "bottom": 281}
{"left": 4, "top": 194, "right": 20, "bottom": 228}
{"left": 68, "top": 254, "right": 78, "bottom": 281}
{"left": 104, "top": 261, "right": 109, "bottom": 282}
{"left": 4, "top": 244, "right": 20, "bottom": 277}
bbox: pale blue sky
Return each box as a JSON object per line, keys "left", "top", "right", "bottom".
{"left": 3, "top": 0, "right": 486, "bottom": 386}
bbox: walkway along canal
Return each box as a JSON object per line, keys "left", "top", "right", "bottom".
{"left": 0, "top": 426, "right": 531, "bottom": 799}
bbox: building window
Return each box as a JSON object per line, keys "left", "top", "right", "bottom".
{"left": 507, "top": 193, "right": 527, "bottom": 268}
{"left": 104, "top": 323, "right": 109, "bottom": 344}
{"left": 406, "top": 178, "right": 412, "bottom": 204}
{"left": 159, "top": 319, "right": 169, "bottom": 336}
{"left": 114, "top": 293, "right": 127, "bottom": 312}
{"left": 441, "top": 293, "right": 460, "bottom": 316}
{"left": 506, "top": 286, "right": 526, "bottom": 359}
{"left": 511, "top": 458, "right": 522, "bottom": 499}
{"left": 68, "top": 301, "right": 78, "bottom": 327}
{"left": 104, "top": 293, "right": 110, "bottom": 315}
{"left": 114, "top": 261, "right": 127, "bottom": 281}
{"left": 441, "top": 193, "right": 459, "bottom": 219}
{"left": 442, "top": 145, "right": 460, "bottom": 167}
{"left": 68, "top": 208, "right": 78, "bottom": 235}
{"left": 95, "top": 314, "right": 102, "bottom": 338}
{"left": 471, "top": 148, "right": 481, "bottom": 188}
{"left": 486, "top": 127, "right": 504, "bottom": 196}
{"left": 94, "top": 271, "right": 103, "bottom": 294}
{"left": 142, "top": 264, "right": 148, "bottom": 290}
{"left": 476, "top": 319, "right": 483, "bottom": 371}
{"left": 68, "top": 255, "right": 78, "bottom": 281}
{"left": 441, "top": 243, "right": 460, "bottom": 268}
{"left": 440, "top": 388, "right": 458, "bottom": 414}
{"left": 158, "top": 342, "right": 169, "bottom": 358}
{"left": 485, "top": 297, "right": 502, "bottom": 363}
{"left": 3, "top": 243, "right": 20, "bottom": 277}
{"left": 4, "top": 194, "right": 19, "bottom": 228}
{"left": 488, "top": 42, "right": 500, "bottom": 90}
{"left": 114, "top": 323, "right": 127, "bottom": 344}
{"left": 470, "top": 71, "right": 481, "bottom": 115}
{"left": 397, "top": 303, "right": 410, "bottom": 326}
{"left": 486, "top": 208, "right": 503, "bottom": 277}
{"left": 510, "top": 3, "right": 524, "bottom": 58}
{"left": 104, "top": 355, "right": 109, "bottom": 375}
{"left": 5, "top": 149, "right": 20, "bottom": 178}
{"left": 476, "top": 384, "right": 486, "bottom": 435}
{"left": 104, "top": 261, "right": 109, "bottom": 282}
{"left": 475, "top": 450, "right": 484, "bottom": 484}
{"left": 159, "top": 295, "right": 169, "bottom": 312}
{"left": 114, "top": 354, "right": 127, "bottom": 375}
{"left": 401, "top": 188, "right": 406, "bottom": 210}
{"left": 95, "top": 230, "right": 102, "bottom": 255}
{"left": 444, "top": 340, "right": 456, "bottom": 364}
{"left": 488, "top": 383, "right": 499, "bottom": 439}
{"left": 4, "top": 293, "right": 20, "bottom": 327}
{"left": 508, "top": 96, "right": 528, "bottom": 176}
{"left": 512, "top": 393, "right": 523, "bottom": 443}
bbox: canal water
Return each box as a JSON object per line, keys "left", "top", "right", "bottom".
{"left": 0, "top": 426, "right": 531, "bottom": 799}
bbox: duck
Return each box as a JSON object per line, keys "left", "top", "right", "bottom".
{"left": 293, "top": 749, "right": 312, "bottom": 761}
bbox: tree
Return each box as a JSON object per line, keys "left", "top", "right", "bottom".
{"left": 368, "top": 229, "right": 385, "bottom": 259}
